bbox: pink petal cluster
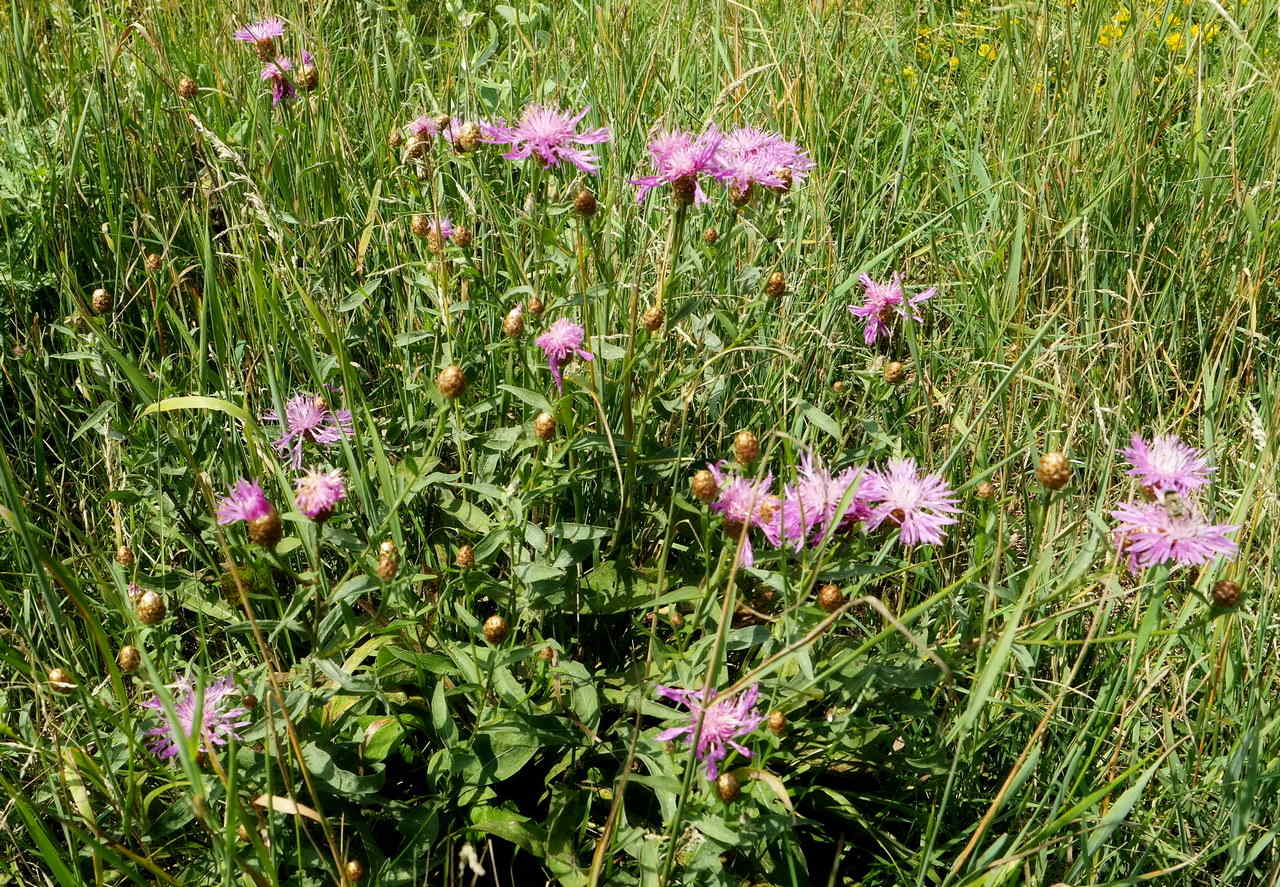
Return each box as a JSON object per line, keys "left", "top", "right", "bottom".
{"left": 263, "top": 392, "right": 354, "bottom": 470}
{"left": 654, "top": 684, "right": 764, "bottom": 779}
{"left": 775, "top": 451, "right": 870, "bottom": 550}
{"left": 294, "top": 468, "right": 347, "bottom": 520}
{"left": 233, "top": 18, "right": 285, "bottom": 44}
{"left": 216, "top": 479, "right": 272, "bottom": 525}
{"left": 1110, "top": 500, "right": 1238, "bottom": 573}
{"left": 481, "top": 105, "right": 611, "bottom": 173}
{"left": 260, "top": 57, "right": 296, "bottom": 106}
{"left": 535, "top": 319, "right": 594, "bottom": 390}
{"left": 847, "top": 273, "right": 935, "bottom": 345}
{"left": 143, "top": 675, "right": 251, "bottom": 760}
{"left": 407, "top": 115, "right": 442, "bottom": 139}
{"left": 860, "top": 458, "right": 960, "bottom": 546}
{"left": 716, "top": 126, "right": 814, "bottom": 194}
{"left": 705, "top": 461, "right": 779, "bottom": 568}
{"left": 1122, "top": 433, "right": 1213, "bottom": 498}
{"left": 630, "top": 128, "right": 727, "bottom": 205}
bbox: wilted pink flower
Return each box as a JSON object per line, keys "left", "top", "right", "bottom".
{"left": 260, "top": 57, "right": 296, "bottom": 106}
{"left": 407, "top": 115, "right": 441, "bottom": 139}
{"left": 706, "top": 461, "right": 779, "bottom": 567}
{"left": 263, "top": 392, "right": 354, "bottom": 470}
{"left": 861, "top": 458, "right": 960, "bottom": 546}
{"left": 233, "top": 17, "right": 285, "bottom": 44}
{"left": 216, "top": 479, "right": 272, "bottom": 524}
{"left": 778, "top": 452, "right": 870, "bottom": 550}
{"left": 481, "top": 105, "right": 610, "bottom": 173}
{"left": 535, "top": 319, "right": 594, "bottom": 390}
{"left": 630, "top": 128, "right": 727, "bottom": 205}
{"left": 847, "top": 273, "right": 935, "bottom": 345}
{"left": 1110, "top": 500, "right": 1238, "bottom": 572}
{"left": 1122, "top": 433, "right": 1213, "bottom": 498}
{"left": 654, "top": 683, "right": 764, "bottom": 779}
{"left": 428, "top": 217, "right": 455, "bottom": 241}
{"left": 294, "top": 468, "right": 346, "bottom": 520}
{"left": 143, "top": 675, "right": 251, "bottom": 760}
{"left": 716, "top": 127, "right": 814, "bottom": 194}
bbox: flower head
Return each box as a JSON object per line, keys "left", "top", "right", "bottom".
{"left": 1110, "top": 500, "right": 1238, "bottom": 572}
{"left": 716, "top": 127, "right": 814, "bottom": 194}
{"left": 142, "top": 675, "right": 251, "bottom": 760}
{"left": 778, "top": 452, "right": 870, "bottom": 550}
{"left": 1121, "top": 433, "right": 1213, "bottom": 498}
{"left": 481, "top": 105, "right": 610, "bottom": 173}
{"left": 535, "top": 318, "right": 594, "bottom": 390}
{"left": 655, "top": 684, "right": 764, "bottom": 779}
{"left": 861, "top": 458, "right": 960, "bottom": 545}
{"left": 406, "top": 115, "right": 442, "bottom": 139}
{"left": 233, "top": 17, "right": 285, "bottom": 44}
{"left": 294, "top": 468, "right": 346, "bottom": 520}
{"left": 260, "top": 57, "right": 296, "bottom": 106}
{"left": 216, "top": 479, "right": 272, "bottom": 525}
{"left": 262, "top": 392, "right": 354, "bottom": 470}
{"left": 630, "top": 128, "right": 727, "bottom": 205}
{"left": 847, "top": 273, "right": 935, "bottom": 345}
{"left": 705, "top": 461, "right": 779, "bottom": 567}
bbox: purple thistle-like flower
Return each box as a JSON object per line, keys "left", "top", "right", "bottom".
{"left": 716, "top": 126, "right": 814, "bottom": 194}
{"left": 706, "top": 461, "right": 780, "bottom": 567}
{"left": 655, "top": 684, "right": 765, "bottom": 780}
{"left": 262, "top": 392, "right": 354, "bottom": 471}
{"left": 778, "top": 452, "right": 870, "bottom": 550}
{"left": 481, "top": 105, "right": 611, "bottom": 173}
{"left": 1110, "top": 500, "right": 1238, "bottom": 573}
{"left": 216, "top": 479, "right": 272, "bottom": 525}
{"left": 233, "top": 17, "right": 285, "bottom": 43}
{"left": 294, "top": 468, "right": 346, "bottom": 520}
{"left": 847, "top": 273, "right": 935, "bottom": 345}
{"left": 260, "top": 57, "right": 296, "bottom": 106}
{"left": 861, "top": 458, "right": 961, "bottom": 546}
{"left": 630, "top": 128, "right": 728, "bottom": 205}
{"left": 407, "top": 115, "right": 442, "bottom": 139}
{"left": 535, "top": 319, "right": 594, "bottom": 390}
{"left": 1121, "top": 433, "right": 1213, "bottom": 498}
{"left": 142, "top": 675, "right": 251, "bottom": 760}
{"left": 429, "top": 217, "right": 455, "bottom": 241}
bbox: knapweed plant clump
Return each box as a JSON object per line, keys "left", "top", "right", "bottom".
{"left": 1, "top": 0, "right": 1277, "bottom": 885}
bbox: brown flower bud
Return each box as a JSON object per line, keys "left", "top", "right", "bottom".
{"left": 299, "top": 60, "right": 318, "bottom": 92}
{"left": 731, "top": 183, "right": 753, "bottom": 207}
{"left": 483, "top": 614, "right": 508, "bottom": 644}
{"left": 765, "top": 271, "right": 787, "bottom": 298}
{"left": 117, "top": 645, "right": 141, "bottom": 673}
{"left": 237, "top": 823, "right": 253, "bottom": 843}
{"left": 92, "top": 287, "right": 112, "bottom": 313}
{"left": 452, "top": 225, "right": 473, "bottom": 248}
{"left": 436, "top": 365, "right": 466, "bottom": 399}
{"left": 144, "top": 253, "right": 163, "bottom": 273}
{"left": 672, "top": 175, "right": 697, "bottom": 205}
{"left": 573, "top": 188, "right": 598, "bottom": 217}
{"left": 376, "top": 547, "right": 399, "bottom": 581}
{"left": 410, "top": 214, "right": 430, "bottom": 238}
{"left": 733, "top": 431, "right": 760, "bottom": 465}
{"left": 883, "top": 361, "right": 906, "bottom": 384}
{"left": 388, "top": 127, "right": 405, "bottom": 149}
{"left": 503, "top": 305, "right": 525, "bottom": 338}
{"left": 454, "top": 121, "right": 481, "bottom": 152}
{"left": 1212, "top": 579, "right": 1242, "bottom": 608}
{"left": 344, "top": 859, "right": 366, "bottom": 882}
{"left": 456, "top": 544, "right": 475, "bottom": 569}
{"left": 533, "top": 411, "right": 556, "bottom": 440}
{"left": 642, "top": 304, "right": 664, "bottom": 332}
{"left": 703, "top": 226, "right": 719, "bottom": 245}
{"left": 1036, "top": 452, "right": 1071, "bottom": 491}
{"left": 136, "top": 590, "right": 166, "bottom": 625}
{"left": 976, "top": 481, "right": 996, "bottom": 500}
{"left": 48, "top": 667, "right": 76, "bottom": 694}
{"left": 773, "top": 167, "right": 794, "bottom": 191}
{"left": 254, "top": 37, "right": 276, "bottom": 61}
{"left": 691, "top": 469, "right": 719, "bottom": 503}
{"left": 537, "top": 645, "right": 557, "bottom": 663}
{"left": 526, "top": 295, "right": 545, "bottom": 316}
{"left": 115, "top": 545, "right": 134, "bottom": 567}
{"left": 715, "top": 771, "right": 740, "bottom": 802}
{"left": 242, "top": 693, "right": 259, "bottom": 710}
{"left": 766, "top": 710, "right": 787, "bottom": 735}
{"left": 247, "top": 509, "right": 282, "bottom": 548}
{"left": 817, "top": 583, "right": 844, "bottom": 612}
{"left": 177, "top": 76, "right": 198, "bottom": 99}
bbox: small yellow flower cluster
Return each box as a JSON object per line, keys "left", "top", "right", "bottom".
{"left": 1098, "top": 23, "right": 1123, "bottom": 46}
{"left": 978, "top": 42, "right": 998, "bottom": 61}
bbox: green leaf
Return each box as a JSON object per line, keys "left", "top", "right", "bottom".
{"left": 138, "top": 395, "right": 250, "bottom": 424}
{"left": 1086, "top": 758, "right": 1160, "bottom": 855}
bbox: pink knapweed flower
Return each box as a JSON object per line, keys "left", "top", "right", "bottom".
{"left": 1110, "top": 500, "right": 1238, "bottom": 572}
{"left": 630, "top": 128, "right": 727, "bottom": 205}
{"left": 535, "top": 318, "right": 594, "bottom": 390}
{"left": 706, "top": 461, "right": 779, "bottom": 567}
{"left": 847, "top": 273, "right": 935, "bottom": 345}
{"left": 294, "top": 468, "right": 346, "bottom": 520}
{"left": 143, "top": 675, "right": 251, "bottom": 760}
{"left": 428, "top": 217, "right": 455, "bottom": 241}
{"left": 861, "top": 458, "right": 960, "bottom": 545}
{"left": 778, "top": 452, "right": 870, "bottom": 550}
{"left": 654, "top": 683, "right": 764, "bottom": 779}
{"left": 1121, "top": 433, "right": 1213, "bottom": 498}
{"left": 233, "top": 17, "right": 285, "bottom": 44}
{"left": 481, "top": 105, "right": 610, "bottom": 173}
{"left": 407, "top": 115, "right": 442, "bottom": 139}
{"left": 263, "top": 392, "right": 354, "bottom": 470}
{"left": 260, "top": 57, "right": 296, "bottom": 106}
{"left": 216, "top": 479, "right": 272, "bottom": 525}
{"left": 716, "top": 127, "right": 814, "bottom": 195}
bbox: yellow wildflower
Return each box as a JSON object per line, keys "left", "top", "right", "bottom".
{"left": 978, "top": 42, "right": 998, "bottom": 61}
{"left": 948, "top": 55, "right": 960, "bottom": 71}
{"left": 1165, "top": 31, "right": 1184, "bottom": 52}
